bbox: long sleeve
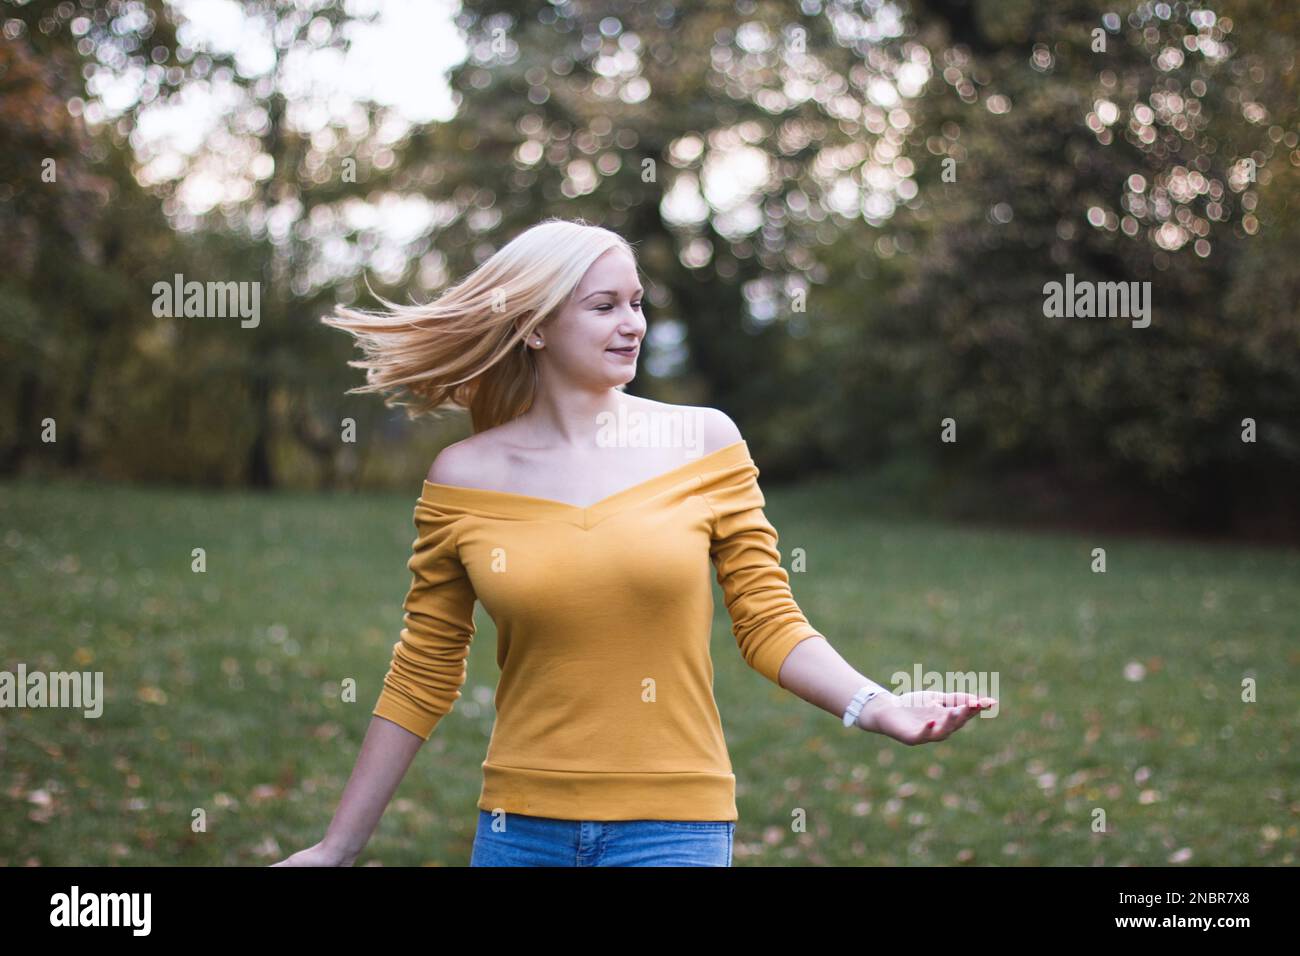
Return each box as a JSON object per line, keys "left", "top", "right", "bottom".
{"left": 702, "top": 455, "right": 822, "bottom": 688}
{"left": 372, "top": 499, "right": 477, "bottom": 740}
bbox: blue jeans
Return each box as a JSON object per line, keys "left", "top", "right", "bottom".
{"left": 470, "top": 808, "right": 734, "bottom": 867}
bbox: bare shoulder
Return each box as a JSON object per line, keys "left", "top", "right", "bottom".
{"left": 425, "top": 434, "right": 502, "bottom": 487}
{"left": 640, "top": 399, "right": 743, "bottom": 455}
{"left": 697, "top": 407, "right": 743, "bottom": 452}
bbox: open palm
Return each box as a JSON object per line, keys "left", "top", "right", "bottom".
{"left": 861, "top": 691, "right": 997, "bottom": 745}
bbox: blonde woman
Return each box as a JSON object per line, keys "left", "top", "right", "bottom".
{"left": 274, "top": 217, "right": 994, "bottom": 868}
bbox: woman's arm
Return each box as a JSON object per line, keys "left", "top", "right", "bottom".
{"left": 776, "top": 636, "right": 995, "bottom": 744}
{"left": 696, "top": 407, "right": 994, "bottom": 745}
{"left": 277, "top": 451, "right": 478, "bottom": 866}
{"left": 273, "top": 715, "right": 424, "bottom": 866}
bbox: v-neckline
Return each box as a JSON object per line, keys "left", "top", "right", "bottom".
{"left": 420, "top": 439, "right": 749, "bottom": 527}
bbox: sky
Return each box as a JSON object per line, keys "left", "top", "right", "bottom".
{"left": 81, "top": 0, "right": 923, "bottom": 299}
{"left": 118, "top": 0, "right": 465, "bottom": 221}
{"left": 171, "top": 0, "right": 465, "bottom": 124}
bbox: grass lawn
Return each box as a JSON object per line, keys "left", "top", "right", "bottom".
{"left": 2, "top": 471, "right": 1296, "bottom": 866}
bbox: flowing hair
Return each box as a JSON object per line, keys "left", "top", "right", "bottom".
{"left": 321, "top": 217, "right": 639, "bottom": 434}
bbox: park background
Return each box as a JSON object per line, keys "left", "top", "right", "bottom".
{"left": 1, "top": 0, "right": 1296, "bottom": 865}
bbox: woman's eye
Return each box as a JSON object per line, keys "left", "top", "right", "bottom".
{"left": 596, "top": 302, "right": 643, "bottom": 311}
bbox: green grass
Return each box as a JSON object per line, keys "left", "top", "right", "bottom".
{"left": 1, "top": 472, "right": 1296, "bottom": 866}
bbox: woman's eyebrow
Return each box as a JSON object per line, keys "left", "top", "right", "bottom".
{"left": 581, "top": 288, "right": 644, "bottom": 301}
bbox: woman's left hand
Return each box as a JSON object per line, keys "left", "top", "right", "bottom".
{"left": 857, "top": 691, "right": 996, "bottom": 745}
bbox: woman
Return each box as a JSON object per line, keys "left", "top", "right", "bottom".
{"left": 274, "top": 217, "right": 995, "bottom": 867}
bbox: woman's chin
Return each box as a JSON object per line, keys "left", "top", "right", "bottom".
{"left": 597, "top": 363, "right": 637, "bottom": 386}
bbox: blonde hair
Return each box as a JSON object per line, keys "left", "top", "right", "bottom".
{"left": 321, "top": 217, "right": 639, "bottom": 433}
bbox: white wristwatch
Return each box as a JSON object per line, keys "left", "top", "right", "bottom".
{"left": 843, "top": 684, "right": 885, "bottom": 728}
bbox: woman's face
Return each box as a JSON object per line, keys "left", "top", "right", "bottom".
{"left": 534, "top": 247, "right": 645, "bottom": 390}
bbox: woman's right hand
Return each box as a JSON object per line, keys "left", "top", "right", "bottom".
{"left": 271, "top": 841, "right": 355, "bottom": 867}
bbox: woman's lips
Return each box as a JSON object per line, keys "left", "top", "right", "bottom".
{"left": 606, "top": 346, "right": 638, "bottom": 358}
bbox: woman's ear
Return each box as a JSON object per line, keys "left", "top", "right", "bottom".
{"left": 512, "top": 311, "right": 535, "bottom": 343}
